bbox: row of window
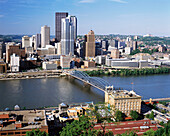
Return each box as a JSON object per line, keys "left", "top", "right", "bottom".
{"left": 0, "top": 131, "right": 26, "bottom": 135}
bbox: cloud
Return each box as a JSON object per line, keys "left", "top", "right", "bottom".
{"left": 79, "top": 0, "right": 95, "bottom": 3}
{"left": 110, "top": 0, "right": 127, "bottom": 3}
{"left": 0, "top": 15, "right": 4, "bottom": 18}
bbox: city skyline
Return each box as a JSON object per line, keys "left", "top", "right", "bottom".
{"left": 0, "top": 0, "right": 170, "bottom": 36}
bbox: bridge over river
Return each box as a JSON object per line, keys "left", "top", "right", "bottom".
{"left": 65, "top": 70, "right": 114, "bottom": 92}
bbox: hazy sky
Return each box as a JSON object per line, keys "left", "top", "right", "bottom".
{"left": 0, "top": 0, "right": 170, "bottom": 36}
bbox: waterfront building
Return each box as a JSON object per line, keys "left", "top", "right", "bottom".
{"left": 105, "top": 90, "right": 142, "bottom": 116}
{"left": 61, "top": 15, "right": 77, "bottom": 55}
{"left": 55, "top": 12, "right": 68, "bottom": 42}
{"left": 0, "top": 110, "right": 48, "bottom": 136}
{"left": 36, "top": 33, "right": 41, "bottom": 48}
{"left": 110, "top": 49, "right": 120, "bottom": 59}
{"left": 6, "top": 44, "right": 26, "bottom": 63}
{"left": 41, "top": 25, "right": 50, "bottom": 48}
{"left": 83, "top": 60, "right": 95, "bottom": 68}
{"left": 10, "top": 53, "right": 20, "bottom": 72}
{"left": 95, "top": 55, "right": 106, "bottom": 65}
{"left": 42, "top": 61, "right": 57, "bottom": 70}
{"left": 84, "top": 30, "right": 95, "bottom": 59}
{"left": 60, "top": 55, "right": 72, "bottom": 69}
{"left": 0, "top": 61, "right": 7, "bottom": 73}
{"left": 22, "top": 36, "right": 30, "bottom": 48}
{"left": 111, "top": 60, "right": 139, "bottom": 68}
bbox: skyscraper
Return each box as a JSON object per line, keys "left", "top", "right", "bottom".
{"left": 36, "top": 34, "right": 41, "bottom": 48}
{"left": 84, "top": 30, "right": 95, "bottom": 59}
{"left": 61, "top": 16, "right": 77, "bottom": 55}
{"left": 22, "top": 36, "right": 30, "bottom": 48}
{"left": 55, "top": 12, "right": 68, "bottom": 42}
{"left": 41, "top": 25, "right": 50, "bottom": 48}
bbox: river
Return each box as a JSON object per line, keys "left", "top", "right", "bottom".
{"left": 0, "top": 74, "right": 169, "bottom": 110}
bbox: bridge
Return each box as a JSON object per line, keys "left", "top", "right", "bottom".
{"left": 143, "top": 97, "right": 170, "bottom": 102}
{"left": 65, "top": 70, "right": 114, "bottom": 92}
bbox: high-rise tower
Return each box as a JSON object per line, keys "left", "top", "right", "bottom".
{"left": 61, "top": 16, "right": 77, "bottom": 55}
{"left": 55, "top": 12, "right": 68, "bottom": 42}
{"left": 41, "top": 25, "right": 50, "bottom": 48}
{"left": 84, "top": 30, "right": 95, "bottom": 59}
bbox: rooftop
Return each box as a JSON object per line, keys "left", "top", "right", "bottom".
{"left": 108, "top": 90, "right": 141, "bottom": 99}
{"left": 0, "top": 110, "right": 47, "bottom": 131}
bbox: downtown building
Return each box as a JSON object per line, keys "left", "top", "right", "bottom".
{"left": 83, "top": 30, "right": 95, "bottom": 59}
{"left": 61, "top": 15, "right": 77, "bottom": 55}
{"left": 55, "top": 12, "right": 68, "bottom": 42}
{"left": 41, "top": 25, "right": 50, "bottom": 48}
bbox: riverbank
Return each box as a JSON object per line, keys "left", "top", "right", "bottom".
{"left": 0, "top": 70, "right": 63, "bottom": 80}
{"left": 84, "top": 67, "right": 170, "bottom": 76}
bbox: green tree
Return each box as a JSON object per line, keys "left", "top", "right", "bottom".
{"left": 143, "top": 129, "right": 155, "bottom": 136}
{"left": 26, "top": 129, "right": 48, "bottom": 136}
{"left": 115, "top": 110, "right": 124, "bottom": 122}
{"left": 149, "top": 111, "right": 154, "bottom": 120}
{"left": 130, "top": 110, "right": 139, "bottom": 120}
{"left": 60, "top": 115, "right": 96, "bottom": 136}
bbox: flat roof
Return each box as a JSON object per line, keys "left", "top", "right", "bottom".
{"left": 0, "top": 110, "right": 47, "bottom": 131}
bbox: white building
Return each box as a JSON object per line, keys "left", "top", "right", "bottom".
{"left": 55, "top": 42, "right": 62, "bottom": 55}
{"left": 61, "top": 16, "right": 77, "bottom": 55}
{"left": 10, "top": 53, "right": 20, "bottom": 72}
{"left": 30, "top": 35, "right": 36, "bottom": 49}
{"left": 22, "top": 36, "right": 30, "bottom": 48}
{"left": 60, "top": 55, "right": 72, "bottom": 69}
{"left": 41, "top": 25, "right": 50, "bottom": 48}
{"left": 42, "top": 61, "right": 57, "bottom": 70}
{"left": 125, "top": 47, "right": 132, "bottom": 55}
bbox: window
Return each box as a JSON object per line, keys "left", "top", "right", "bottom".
{"left": 1, "top": 133, "right": 7, "bottom": 135}
{"left": 8, "top": 132, "right": 14, "bottom": 135}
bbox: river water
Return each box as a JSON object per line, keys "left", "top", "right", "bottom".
{"left": 0, "top": 74, "right": 169, "bottom": 110}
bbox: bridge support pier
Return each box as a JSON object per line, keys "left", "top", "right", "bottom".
{"left": 83, "top": 82, "right": 91, "bottom": 88}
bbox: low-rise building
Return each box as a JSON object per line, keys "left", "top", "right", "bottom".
{"left": 60, "top": 55, "right": 72, "bottom": 69}
{"left": 0, "top": 110, "right": 48, "bottom": 136}
{"left": 42, "top": 61, "right": 57, "bottom": 70}
{"left": 105, "top": 90, "right": 141, "bottom": 116}
{"left": 84, "top": 60, "right": 95, "bottom": 68}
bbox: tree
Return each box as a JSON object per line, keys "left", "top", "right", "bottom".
{"left": 26, "top": 129, "right": 48, "bottom": 136}
{"left": 149, "top": 111, "right": 154, "bottom": 120}
{"left": 115, "top": 110, "right": 124, "bottom": 122}
{"left": 143, "top": 129, "right": 155, "bottom": 136}
{"left": 60, "top": 115, "right": 95, "bottom": 136}
{"left": 130, "top": 110, "right": 139, "bottom": 120}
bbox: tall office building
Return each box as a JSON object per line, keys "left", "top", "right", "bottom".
{"left": 55, "top": 12, "right": 68, "bottom": 42}
{"left": 61, "top": 16, "right": 77, "bottom": 55}
{"left": 84, "top": 30, "right": 95, "bottom": 59}
{"left": 69, "top": 16, "right": 77, "bottom": 41}
{"left": 36, "top": 34, "right": 41, "bottom": 48}
{"left": 41, "top": 25, "right": 50, "bottom": 48}
{"left": 22, "top": 36, "right": 30, "bottom": 48}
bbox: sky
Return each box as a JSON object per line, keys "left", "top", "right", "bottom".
{"left": 0, "top": 0, "right": 170, "bottom": 36}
